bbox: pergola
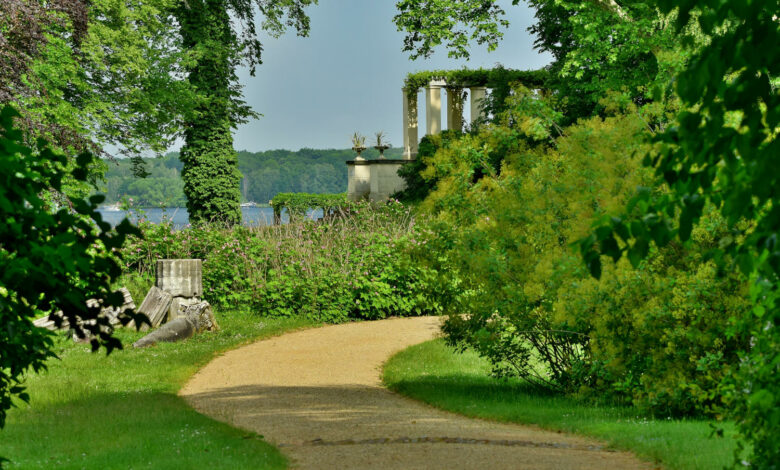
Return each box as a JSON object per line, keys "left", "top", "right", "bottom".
{"left": 347, "top": 67, "right": 548, "bottom": 202}
{"left": 402, "top": 81, "right": 486, "bottom": 159}
{"left": 400, "top": 67, "right": 549, "bottom": 159}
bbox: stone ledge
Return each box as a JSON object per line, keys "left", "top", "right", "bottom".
{"left": 346, "top": 159, "right": 410, "bottom": 165}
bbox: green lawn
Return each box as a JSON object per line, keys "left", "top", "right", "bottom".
{"left": 383, "top": 339, "right": 740, "bottom": 470}
{"left": 0, "top": 310, "right": 318, "bottom": 469}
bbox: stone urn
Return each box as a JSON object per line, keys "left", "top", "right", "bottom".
{"left": 352, "top": 146, "right": 367, "bottom": 161}
{"left": 374, "top": 145, "right": 390, "bottom": 159}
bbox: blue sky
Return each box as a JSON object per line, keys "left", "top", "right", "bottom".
{"left": 231, "top": 0, "right": 551, "bottom": 151}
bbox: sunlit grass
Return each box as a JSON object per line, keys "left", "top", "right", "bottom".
{"left": 384, "top": 339, "right": 739, "bottom": 470}
{"left": 1, "top": 308, "right": 318, "bottom": 469}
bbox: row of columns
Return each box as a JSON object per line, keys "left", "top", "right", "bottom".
{"left": 402, "top": 82, "right": 487, "bottom": 159}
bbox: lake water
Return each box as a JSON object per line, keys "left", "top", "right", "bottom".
{"left": 97, "top": 207, "right": 323, "bottom": 229}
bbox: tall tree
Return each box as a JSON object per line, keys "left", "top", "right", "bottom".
{"left": 394, "top": 0, "right": 676, "bottom": 121}
{"left": 1, "top": 0, "right": 196, "bottom": 190}
{"left": 174, "top": 0, "right": 316, "bottom": 225}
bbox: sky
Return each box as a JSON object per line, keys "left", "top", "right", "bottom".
{"left": 230, "top": 0, "right": 552, "bottom": 152}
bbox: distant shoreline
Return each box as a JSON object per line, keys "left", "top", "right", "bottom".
{"left": 98, "top": 203, "right": 272, "bottom": 210}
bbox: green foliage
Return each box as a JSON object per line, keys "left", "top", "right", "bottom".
{"left": 403, "top": 67, "right": 549, "bottom": 93}
{"left": 176, "top": 0, "right": 243, "bottom": 226}
{"left": 394, "top": 0, "right": 512, "bottom": 59}
{"left": 403, "top": 90, "right": 747, "bottom": 416}
{"left": 270, "top": 192, "right": 347, "bottom": 221}
{"left": 3, "top": 0, "right": 196, "bottom": 162}
{"left": 579, "top": 2, "right": 778, "bottom": 464}
{"left": 120, "top": 202, "right": 455, "bottom": 323}
{"left": 0, "top": 106, "right": 140, "bottom": 437}
{"left": 395, "top": 130, "right": 462, "bottom": 202}
{"left": 564, "top": 213, "right": 751, "bottom": 416}
{"left": 526, "top": 0, "right": 682, "bottom": 121}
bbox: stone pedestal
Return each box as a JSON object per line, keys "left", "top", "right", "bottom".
{"left": 347, "top": 161, "right": 371, "bottom": 201}
{"left": 369, "top": 160, "right": 408, "bottom": 202}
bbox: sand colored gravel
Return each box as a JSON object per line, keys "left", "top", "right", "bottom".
{"left": 180, "top": 316, "right": 652, "bottom": 469}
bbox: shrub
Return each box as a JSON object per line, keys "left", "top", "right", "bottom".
{"left": 120, "top": 201, "right": 457, "bottom": 322}
{"left": 557, "top": 212, "right": 751, "bottom": 416}
{"left": 409, "top": 98, "right": 749, "bottom": 416}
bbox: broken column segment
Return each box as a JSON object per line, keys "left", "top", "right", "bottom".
{"left": 156, "top": 259, "right": 204, "bottom": 323}
{"left": 134, "top": 286, "right": 172, "bottom": 331}
{"left": 156, "top": 259, "right": 203, "bottom": 297}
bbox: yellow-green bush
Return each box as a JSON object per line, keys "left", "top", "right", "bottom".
{"left": 410, "top": 94, "right": 750, "bottom": 415}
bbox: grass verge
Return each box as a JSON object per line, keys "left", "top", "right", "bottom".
{"left": 0, "top": 308, "right": 318, "bottom": 469}
{"left": 383, "top": 339, "right": 739, "bottom": 470}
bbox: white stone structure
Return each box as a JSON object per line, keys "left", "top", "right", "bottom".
{"left": 347, "top": 79, "right": 491, "bottom": 202}
{"left": 346, "top": 162, "right": 372, "bottom": 201}
{"left": 402, "top": 80, "right": 489, "bottom": 159}
{"left": 369, "top": 161, "right": 407, "bottom": 203}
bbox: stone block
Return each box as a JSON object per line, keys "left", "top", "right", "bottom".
{"left": 156, "top": 259, "right": 202, "bottom": 297}
{"left": 347, "top": 163, "right": 371, "bottom": 201}
{"left": 135, "top": 286, "right": 173, "bottom": 331}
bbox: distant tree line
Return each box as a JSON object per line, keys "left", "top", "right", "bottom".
{"left": 99, "top": 147, "right": 402, "bottom": 207}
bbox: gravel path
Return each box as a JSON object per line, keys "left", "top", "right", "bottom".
{"left": 180, "top": 316, "right": 651, "bottom": 469}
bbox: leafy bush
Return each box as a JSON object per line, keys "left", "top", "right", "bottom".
{"left": 560, "top": 212, "right": 750, "bottom": 416}
{"left": 407, "top": 94, "right": 749, "bottom": 416}
{"left": 0, "top": 106, "right": 139, "bottom": 436}
{"left": 120, "top": 201, "right": 456, "bottom": 322}
{"left": 395, "top": 130, "right": 462, "bottom": 202}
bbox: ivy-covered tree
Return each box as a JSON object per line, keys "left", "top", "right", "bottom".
{"left": 174, "top": 0, "right": 316, "bottom": 225}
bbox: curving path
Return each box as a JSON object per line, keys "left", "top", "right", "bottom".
{"left": 180, "top": 317, "right": 651, "bottom": 469}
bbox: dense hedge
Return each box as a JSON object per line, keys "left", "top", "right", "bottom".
{"left": 120, "top": 201, "right": 456, "bottom": 322}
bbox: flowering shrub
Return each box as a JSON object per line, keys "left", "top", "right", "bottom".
{"left": 120, "top": 201, "right": 457, "bottom": 322}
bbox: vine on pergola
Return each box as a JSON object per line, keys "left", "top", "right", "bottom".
{"left": 403, "top": 66, "right": 550, "bottom": 124}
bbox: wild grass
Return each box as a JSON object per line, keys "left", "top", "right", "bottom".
{"left": 0, "top": 301, "right": 319, "bottom": 469}
{"left": 383, "top": 339, "right": 740, "bottom": 470}
{"left": 124, "top": 201, "right": 415, "bottom": 280}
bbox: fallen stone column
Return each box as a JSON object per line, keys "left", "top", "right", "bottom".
{"left": 133, "top": 301, "right": 218, "bottom": 348}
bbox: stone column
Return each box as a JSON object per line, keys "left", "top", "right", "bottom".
{"left": 402, "top": 88, "right": 419, "bottom": 160}
{"left": 426, "top": 83, "right": 442, "bottom": 135}
{"left": 470, "top": 86, "right": 487, "bottom": 124}
{"left": 446, "top": 88, "right": 464, "bottom": 132}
